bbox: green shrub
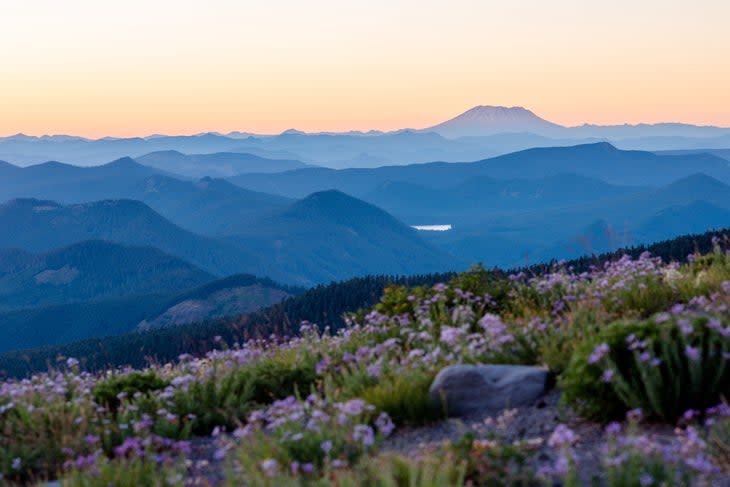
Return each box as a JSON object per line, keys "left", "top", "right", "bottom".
{"left": 59, "top": 455, "right": 185, "bottom": 487}
{"left": 561, "top": 314, "right": 730, "bottom": 422}
{"left": 92, "top": 371, "right": 168, "bottom": 413}
{"left": 245, "top": 350, "right": 319, "bottom": 405}
{"left": 537, "top": 309, "right": 602, "bottom": 374}
{"left": 224, "top": 452, "right": 465, "bottom": 487}
{"left": 360, "top": 369, "right": 443, "bottom": 426}
{"left": 168, "top": 349, "right": 319, "bottom": 435}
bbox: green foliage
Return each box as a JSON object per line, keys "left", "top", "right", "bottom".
{"left": 561, "top": 315, "right": 730, "bottom": 422}
{"left": 0, "top": 377, "right": 100, "bottom": 482}
{"left": 360, "top": 369, "right": 443, "bottom": 426}
{"left": 92, "top": 371, "right": 169, "bottom": 413}
{"left": 167, "top": 350, "right": 319, "bottom": 436}
{"left": 245, "top": 351, "right": 319, "bottom": 405}
{"left": 537, "top": 309, "right": 602, "bottom": 374}
{"left": 58, "top": 456, "right": 185, "bottom": 487}
{"left": 224, "top": 453, "right": 466, "bottom": 487}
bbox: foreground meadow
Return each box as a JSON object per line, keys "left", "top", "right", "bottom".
{"left": 3, "top": 241, "right": 730, "bottom": 486}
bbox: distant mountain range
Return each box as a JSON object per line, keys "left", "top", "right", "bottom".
{"left": 228, "top": 143, "right": 730, "bottom": 198}
{"left": 0, "top": 158, "right": 292, "bottom": 236}
{"left": 2, "top": 106, "right": 730, "bottom": 168}
{"left": 135, "top": 150, "right": 310, "bottom": 178}
{"left": 0, "top": 198, "right": 257, "bottom": 276}
{"left": 3, "top": 142, "right": 730, "bottom": 277}
{"left": 3, "top": 133, "right": 730, "bottom": 358}
{"left": 0, "top": 191, "right": 456, "bottom": 286}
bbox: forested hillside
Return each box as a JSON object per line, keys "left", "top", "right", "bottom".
{"left": 1, "top": 226, "right": 726, "bottom": 378}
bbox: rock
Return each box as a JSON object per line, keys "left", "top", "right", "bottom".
{"left": 429, "top": 364, "right": 549, "bottom": 416}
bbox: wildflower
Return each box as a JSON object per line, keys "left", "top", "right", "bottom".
{"left": 478, "top": 313, "right": 513, "bottom": 345}
{"left": 11, "top": 457, "right": 21, "bottom": 470}
{"left": 682, "top": 409, "right": 699, "bottom": 421}
{"left": 627, "top": 408, "right": 643, "bottom": 421}
{"left": 654, "top": 313, "right": 670, "bottom": 324}
{"left": 353, "top": 424, "right": 375, "bottom": 447}
{"left": 588, "top": 342, "right": 609, "bottom": 364}
{"left": 66, "top": 357, "right": 80, "bottom": 368}
{"left": 320, "top": 440, "right": 333, "bottom": 454}
{"left": 685, "top": 345, "right": 700, "bottom": 362}
{"left": 260, "top": 458, "right": 279, "bottom": 477}
{"left": 315, "top": 356, "right": 331, "bottom": 375}
{"left": 602, "top": 368, "right": 615, "bottom": 382}
{"left": 301, "top": 463, "right": 315, "bottom": 474}
{"left": 213, "top": 448, "right": 227, "bottom": 461}
{"left": 547, "top": 424, "right": 578, "bottom": 448}
{"left": 375, "top": 412, "right": 395, "bottom": 437}
{"left": 605, "top": 422, "right": 621, "bottom": 434}
{"left": 339, "top": 399, "right": 369, "bottom": 416}
{"left": 639, "top": 474, "right": 654, "bottom": 486}
{"left": 439, "top": 326, "right": 464, "bottom": 346}
{"left": 677, "top": 319, "right": 693, "bottom": 335}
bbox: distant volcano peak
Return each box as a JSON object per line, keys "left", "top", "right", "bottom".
{"left": 425, "top": 105, "right": 564, "bottom": 138}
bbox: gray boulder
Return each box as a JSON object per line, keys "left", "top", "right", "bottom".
{"left": 429, "top": 364, "right": 549, "bottom": 417}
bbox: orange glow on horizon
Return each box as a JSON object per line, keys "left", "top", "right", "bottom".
{"left": 1, "top": 0, "right": 729, "bottom": 138}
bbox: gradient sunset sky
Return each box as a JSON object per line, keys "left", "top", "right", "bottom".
{"left": 2, "top": 0, "right": 729, "bottom": 137}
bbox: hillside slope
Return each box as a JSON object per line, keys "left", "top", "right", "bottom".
{"left": 0, "top": 240, "right": 214, "bottom": 311}
{"left": 231, "top": 190, "right": 458, "bottom": 286}
{"left": 0, "top": 199, "right": 257, "bottom": 276}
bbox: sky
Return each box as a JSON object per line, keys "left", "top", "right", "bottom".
{"left": 1, "top": 0, "right": 729, "bottom": 137}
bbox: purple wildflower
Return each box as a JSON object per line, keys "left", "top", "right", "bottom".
{"left": 588, "top": 342, "right": 610, "bottom": 364}
{"left": 685, "top": 345, "right": 700, "bottom": 362}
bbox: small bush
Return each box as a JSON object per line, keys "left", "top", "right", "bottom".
{"left": 60, "top": 454, "right": 185, "bottom": 487}
{"left": 92, "top": 371, "right": 168, "bottom": 413}
{"left": 361, "top": 368, "right": 443, "bottom": 426}
{"left": 168, "top": 349, "right": 319, "bottom": 435}
{"left": 561, "top": 313, "right": 730, "bottom": 422}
